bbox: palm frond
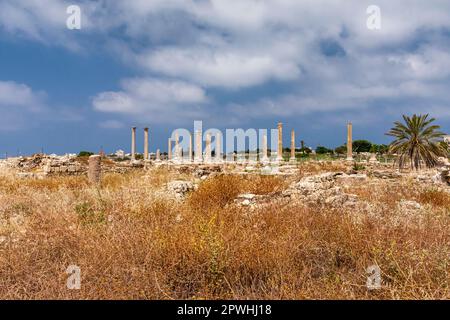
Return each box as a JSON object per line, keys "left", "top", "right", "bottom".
{"left": 386, "top": 114, "right": 447, "bottom": 170}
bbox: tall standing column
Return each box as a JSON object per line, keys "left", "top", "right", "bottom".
{"left": 131, "top": 127, "right": 137, "bottom": 161}
{"left": 277, "top": 122, "right": 283, "bottom": 161}
{"left": 261, "top": 133, "right": 269, "bottom": 162}
{"left": 290, "top": 129, "right": 296, "bottom": 162}
{"left": 188, "top": 132, "right": 193, "bottom": 162}
{"left": 174, "top": 132, "right": 180, "bottom": 161}
{"left": 195, "top": 130, "right": 202, "bottom": 163}
{"left": 205, "top": 133, "right": 212, "bottom": 163}
{"left": 144, "top": 128, "right": 149, "bottom": 161}
{"left": 215, "top": 132, "right": 222, "bottom": 162}
{"left": 168, "top": 138, "right": 172, "bottom": 161}
{"left": 346, "top": 122, "right": 354, "bottom": 161}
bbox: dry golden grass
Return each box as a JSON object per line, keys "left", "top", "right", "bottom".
{"left": 0, "top": 167, "right": 448, "bottom": 300}
{"left": 188, "top": 174, "right": 286, "bottom": 214}
{"left": 417, "top": 189, "right": 450, "bottom": 209}
{"left": 297, "top": 161, "right": 348, "bottom": 179}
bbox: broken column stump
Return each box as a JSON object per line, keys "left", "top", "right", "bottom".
{"left": 88, "top": 155, "right": 102, "bottom": 184}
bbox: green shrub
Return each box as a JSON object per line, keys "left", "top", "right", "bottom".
{"left": 78, "top": 151, "right": 94, "bottom": 157}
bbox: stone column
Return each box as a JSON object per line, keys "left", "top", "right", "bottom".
{"left": 88, "top": 155, "right": 101, "bottom": 184}
{"left": 144, "top": 128, "right": 149, "bottom": 161}
{"left": 346, "top": 122, "right": 354, "bottom": 161}
{"left": 215, "top": 132, "right": 222, "bottom": 162}
{"left": 195, "top": 130, "right": 202, "bottom": 163}
{"left": 131, "top": 126, "right": 137, "bottom": 160}
{"left": 205, "top": 132, "right": 212, "bottom": 163}
{"left": 277, "top": 122, "right": 283, "bottom": 161}
{"left": 261, "top": 133, "right": 269, "bottom": 162}
{"left": 168, "top": 138, "right": 172, "bottom": 161}
{"left": 188, "top": 132, "right": 193, "bottom": 162}
{"left": 156, "top": 149, "right": 161, "bottom": 162}
{"left": 174, "top": 132, "right": 180, "bottom": 161}
{"left": 290, "top": 129, "right": 296, "bottom": 162}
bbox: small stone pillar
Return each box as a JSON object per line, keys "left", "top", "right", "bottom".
{"left": 131, "top": 126, "right": 137, "bottom": 160}
{"left": 168, "top": 138, "right": 172, "bottom": 161}
{"left": 205, "top": 133, "right": 212, "bottom": 163}
{"left": 88, "top": 155, "right": 101, "bottom": 184}
{"left": 144, "top": 127, "right": 149, "bottom": 161}
{"left": 277, "top": 122, "right": 283, "bottom": 161}
{"left": 346, "top": 122, "right": 354, "bottom": 161}
{"left": 195, "top": 130, "right": 203, "bottom": 163}
{"left": 156, "top": 149, "right": 161, "bottom": 162}
{"left": 290, "top": 129, "right": 296, "bottom": 162}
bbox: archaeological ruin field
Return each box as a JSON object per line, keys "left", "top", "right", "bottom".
{"left": 0, "top": 157, "right": 448, "bottom": 299}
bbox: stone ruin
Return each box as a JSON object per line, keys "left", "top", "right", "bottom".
{"left": 0, "top": 154, "right": 84, "bottom": 179}
{"left": 0, "top": 153, "right": 139, "bottom": 179}
{"left": 1, "top": 122, "right": 448, "bottom": 186}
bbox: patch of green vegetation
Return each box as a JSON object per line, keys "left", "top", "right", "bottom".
{"left": 75, "top": 201, "right": 105, "bottom": 226}
{"left": 352, "top": 162, "right": 366, "bottom": 171}
{"left": 78, "top": 151, "right": 94, "bottom": 157}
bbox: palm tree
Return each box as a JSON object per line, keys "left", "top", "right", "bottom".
{"left": 386, "top": 114, "right": 447, "bottom": 170}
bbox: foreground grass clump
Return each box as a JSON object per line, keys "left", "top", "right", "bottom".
{"left": 188, "top": 174, "right": 286, "bottom": 213}
{"left": 417, "top": 188, "right": 450, "bottom": 209}
{"left": 0, "top": 169, "right": 448, "bottom": 299}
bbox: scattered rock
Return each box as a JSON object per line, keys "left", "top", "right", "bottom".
{"left": 371, "top": 170, "right": 402, "bottom": 179}
{"left": 439, "top": 168, "right": 450, "bottom": 186}
{"left": 235, "top": 194, "right": 257, "bottom": 207}
{"left": 0, "top": 236, "right": 7, "bottom": 246}
{"left": 437, "top": 157, "right": 450, "bottom": 167}
{"left": 335, "top": 173, "right": 368, "bottom": 184}
{"left": 239, "top": 194, "right": 256, "bottom": 200}
{"left": 193, "top": 165, "right": 222, "bottom": 179}
{"left": 398, "top": 200, "right": 422, "bottom": 213}
{"left": 175, "top": 213, "right": 183, "bottom": 223}
{"left": 167, "top": 180, "right": 195, "bottom": 200}
{"left": 282, "top": 172, "right": 359, "bottom": 209}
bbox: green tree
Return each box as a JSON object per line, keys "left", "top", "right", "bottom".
{"left": 439, "top": 141, "right": 449, "bottom": 155}
{"left": 78, "top": 151, "right": 94, "bottom": 157}
{"left": 300, "top": 147, "right": 312, "bottom": 154}
{"left": 334, "top": 145, "right": 347, "bottom": 155}
{"left": 386, "top": 114, "right": 447, "bottom": 170}
{"left": 378, "top": 144, "right": 389, "bottom": 154}
{"left": 316, "top": 146, "right": 333, "bottom": 154}
{"left": 352, "top": 140, "right": 372, "bottom": 153}
{"left": 369, "top": 144, "right": 388, "bottom": 154}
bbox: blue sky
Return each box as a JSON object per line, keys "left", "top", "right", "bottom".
{"left": 0, "top": 0, "right": 449, "bottom": 155}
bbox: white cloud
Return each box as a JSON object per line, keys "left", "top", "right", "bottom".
{"left": 2, "top": 0, "right": 450, "bottom": 124}
{"left": 92, "top": 78, "right": 209, "bottom": 123}
{"left": 0, "top": 80, "right": 85, "bottom": 130}
{"left": 225, "top": 77, "right": 450, "bottom": 124}
{"left": 0, "top": 80, "right": 47, "bottom": 130}
{"left": 139, "top": 45, "right": 300, "bottom": 88}
{"left": 388, "top": 47, "right": 450, "bottom": 80}
{"left": 0, "top": 80, "right": 46, "bottom": 111}
{"left": 99, "top": 120, "right": 125, "bottom": 129}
